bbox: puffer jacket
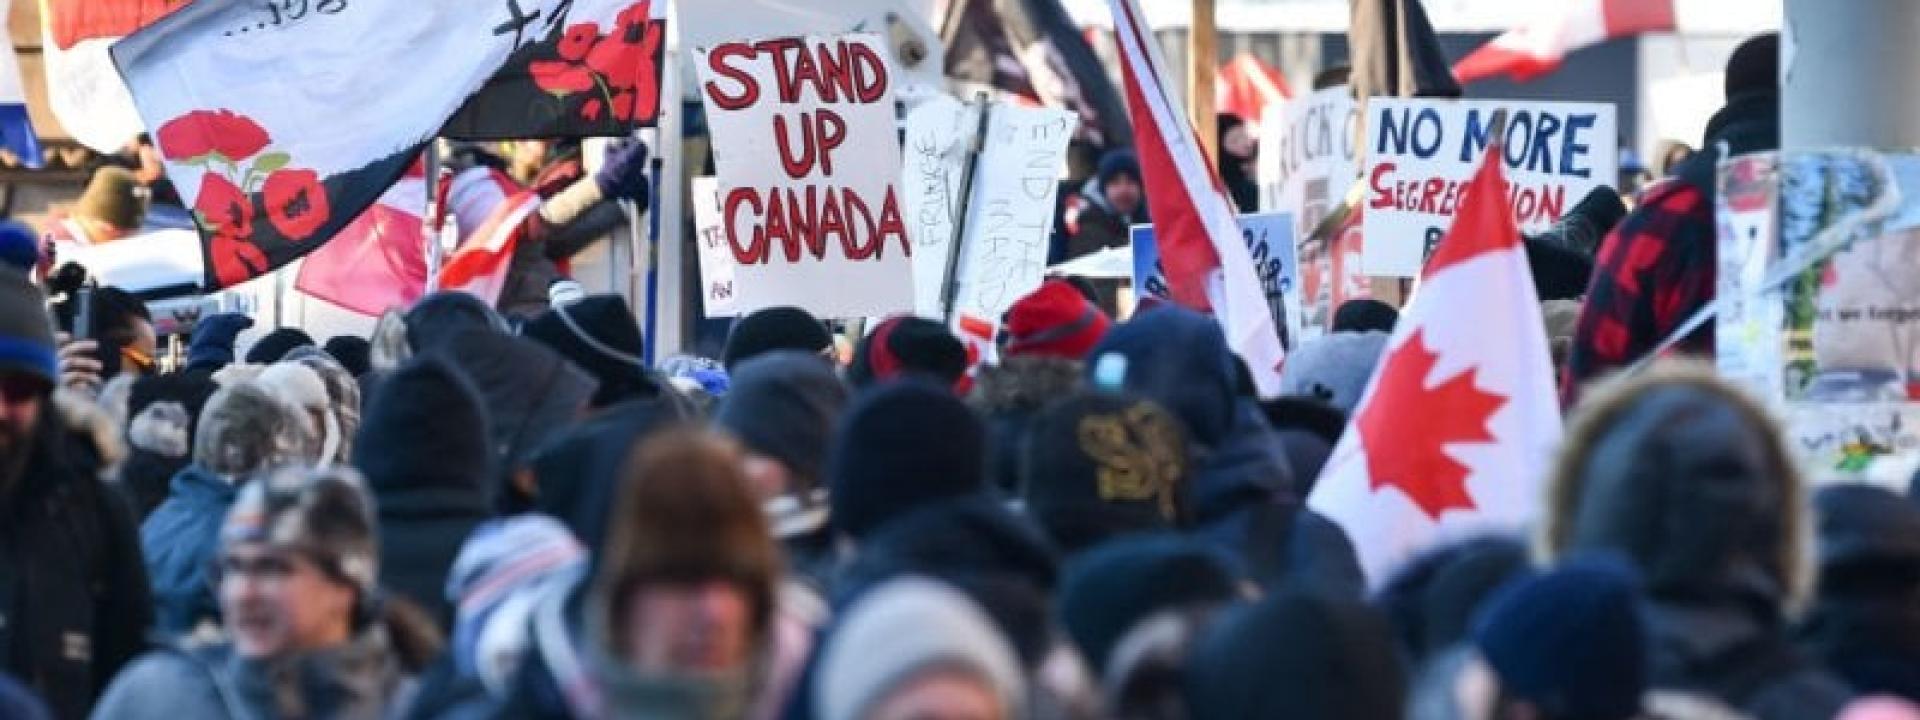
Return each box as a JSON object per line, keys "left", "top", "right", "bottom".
{"left": 90, "top": 631, "right": 418, "bottom": 720}
{"left": 140, "top": 465, "right": 237, "bottom": 636}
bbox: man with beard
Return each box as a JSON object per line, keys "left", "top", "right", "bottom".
{"left": 0, "top": 260, "right": 151, "bottom": 718}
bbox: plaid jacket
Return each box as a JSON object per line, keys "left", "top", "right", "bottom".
{"left": 1561, "top": 176, "right": 1718, "bottom": 404}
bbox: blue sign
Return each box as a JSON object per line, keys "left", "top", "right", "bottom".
{"left": 1130, "top": 212, "right": 1301, "bottom": 348}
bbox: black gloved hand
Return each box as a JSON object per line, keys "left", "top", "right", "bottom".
{"left": 594, "top": 140, "right": 651, "bottom": 209}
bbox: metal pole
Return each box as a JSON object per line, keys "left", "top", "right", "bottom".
{"left": 1782, "top": 0, "right": 1920, "bottom": 150}
{"left": 940, "top": 92, "right": 993, "bottom": 324}
{"left": 422, "top": 140, "right": 444, "bottom": 293}
{"left": 1189, "top": 0, "right": 1218, "bottom": 162}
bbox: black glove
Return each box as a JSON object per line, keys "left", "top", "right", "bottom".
{"left": 594, "top": 140, "right": 651, "bottom": 209}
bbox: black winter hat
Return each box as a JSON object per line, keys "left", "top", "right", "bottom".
{"left": 714, "top": 351, "right": 847, "bottom": 491}
{"left": 1021, "top": 393, "right": 1189, "bottom": 554}
{"left": 835, "top": 496, "right": 1060, "bottom": 666}
{"left": 1375, "top": 533, "right": 1532, "bottom": 664}
{"left": 245, "top": 327, "right": 315, "bottom": 364}
{"left": 522, "top": 295, "right": 663, "bottom": 409}
{"left": 1815, "top": 484, "right": 1920, "bottom": 578}
{"left": 405, "top": 292, "right": 502, "bottom": 353}
{"left": 829, "top": 379, "right": 987, "bottom": 541}
{"left": 722, "top": 306, "right": 832, "bottom": 371}
{"left": 353, "top": 355, "right": 492, "bottom": 494}
{"left": 323, "top": 336, "right": 373, "bottom": 378}
{"left": 847, "top": 316, "right": 969, "bottom": 392}
{"left": 1057, "top": 534, "right": 1241, "bottom": 673}
{"left": 1331, "top": 299, "right": 1398, "bottom": 333}
{"left": 1725, "top": 32, "right": 1778, "bottom": 99}
{"left": 127, "top": 371, "right": 221, "bottom": 451}
{"left": 1185, "top": 588, "right": 1406, "bottom": 720}
{"left": 1474, "top": 555, "right": 1648, "bottom": 720}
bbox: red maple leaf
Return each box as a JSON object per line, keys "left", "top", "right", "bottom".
{"left": 1355, "top": 329, "right": 1507, "bottom": 519}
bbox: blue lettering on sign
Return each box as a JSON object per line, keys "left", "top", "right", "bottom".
{"left": 1376, "top": 107, "right": 1412, "bottom": 156}
{"left": 1525, "top": 112, "right": 1561, "bottom": 174}
{"left": 1559, "top": 113, "right": 1596, "bottom": 179}
{"left": 1502, "top": 110, "right": 1532, "bottom": 168}
{"left": 1459, "top": 109, "right": 1496, "bottom": 164}
{"left": 1411, "top": 108, "right": 1443, "bottom": 159}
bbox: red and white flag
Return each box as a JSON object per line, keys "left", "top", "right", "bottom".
{"left": 434, "top": 167, "right": 543, "bottom": 305}
{"left": 1309, "top": 127, "right": 1563, "bottom": 585}
{"left": 1108, "top": 0, "right": 1286, "bottom": 395}
{"left": 294, "top": 161, "right": 431, "bottom": 316}
{"left": 1215, "top": 53, "right": 1291, "bottom": 124}
{"left": 1453, "top": 0, "right": 1675, "bottom": 84}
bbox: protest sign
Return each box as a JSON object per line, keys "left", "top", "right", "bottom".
{"left": 1361, "top": 98, "right": 1616, "bottom": 276}
{"left": 696, "top": 33, "right": 915, "bottom": 319}
{"left": 691, "top": 177, "right": 739, "bottom": 317}
{"left": 1258, "top": 87, "right": 1362, "bottom": 249}
{"left": 1134, "top": 212, "right": 1302, "bottom": 348}
{"left": 1297, "top": 208, "right": 1371, "bottom": 339}
{"left": 112, "top": 0, "right": 669, "bottom": 290}
{"left": 902, "top": 97, "right": 1075, "bottom": 324}
{"left": 1716, "top": 149, "right": 1920, "bottom": 488}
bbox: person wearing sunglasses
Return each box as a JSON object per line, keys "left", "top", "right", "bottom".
{"left": 0, "top": 261, "right": 152, "bottom": 719}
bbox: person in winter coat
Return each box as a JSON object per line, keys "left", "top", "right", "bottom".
{"left": 94, "top": 467, "right": 442, "bottom": 720}
{"left": 1056, "top": 534, "right": 1243, "bottom": 679}
{"left": 522, "top": 295, "right": 671, "bottom": 410}
{"left": 355, "top": 356, "right": 493, "bottom": 631}
{"left": 1374, "top": 533, "right": 1533, "bottom": 670}
{"left": 501, "top": 429, "right": 782, "bottom": 719}
{"left": 1463, "top": 557, "right": 1651, "bottom": 720}
{"left": 973, "top": 279, "right": 1104, "bottom": 492}
{"left": 1801, "top": 484, "right": 1920, "bottom": 703}
{"left": 529, "top": 395, "right": 692, "bottom": 549}
{"left": 1061, "top": 149, "right": 1147, "bottom": 262}
{"left": 424, "top": 327, "right": 597, "bottom": 509}
{"left": 116, "top": 371, "right": 219, "bottom": 520}
{"left": 1563, "top": 33, "right": 1779, "bottom": 402}
{"left": 714, "top": 351, "right": 848, "bottom": 589}
{"left": 1543, "top": 362, "right": 1852, "bottom": 720}
{"left": 1020, "top": 393, "right": 1190, "bottom": 555}
{"left": 286, "top": 346, "right": 364, "bottom": 466}
{"left": 815, "top": 578, "right": 1026, "bottom": 720}
{"left": 828, "top": 380, "right": 990, "bottom": 546}
{"left": 1089, "top": 307, "right": 1364, "bottom": 596}
{"left": 0, "top": 264, "right": 151, "bottom": 719}
{"left": 846, "top": 316, "right": 970, "bottom": 393}
{"left": 142, "top": 380, "right": 315, "bottom": 636}
{"left": 254, "top": 361, "right": 341, "bottom": 466}
{"left": 721, "top": 306, "right": 834, "bottom": 372}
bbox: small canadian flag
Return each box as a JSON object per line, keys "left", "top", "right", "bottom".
{"left": 1309, "top": 116, "right": 1563, "bottom": 586}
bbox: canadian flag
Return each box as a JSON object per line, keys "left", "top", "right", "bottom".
{"left": 435, "top": 168, "right": 544, "bottom": 305}
{"left": 1108, "top": 0, "right": 1287, "bottom": 395}
{"left": 1309, "top": 124, "right": 1563, "bottom": 585}
{"left": 1453, "top": 0, "right": 1675, "bottom": 84}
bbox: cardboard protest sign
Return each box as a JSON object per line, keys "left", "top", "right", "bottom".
{"left": 1362, "top": 98, "right": 1616, "bottom": 276}
{"left": 696, "top": 33, "right": 914, "bottom": 319}
{"left": 1258, "top": 87, "right": 1361, "bottom": 250}
{"left": 1134, "top": 212, "right": 1302, "bottom": 348}
{"left": 902, "top": 97, "right": 1075, "bottom": 324}
{"left": 1716, "top": 149, "right": 1920, "bottom": 488}
{"left": 691, "top": 177, "right": 739, "bottom": 317}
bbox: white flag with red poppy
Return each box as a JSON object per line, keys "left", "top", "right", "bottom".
{"left": 1453, "top": 0, "right": 1674, "bottom": 84}
{"left": 1309, "top": 129, "right": 1563, "bottom": 586}
{"left": 112, "top": 0, "right": 665, "bottom": 291}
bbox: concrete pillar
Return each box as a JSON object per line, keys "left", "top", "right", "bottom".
{"left": 1783, "top": 0, "right": 1920, "bottom": 149}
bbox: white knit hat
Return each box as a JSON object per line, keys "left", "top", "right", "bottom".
{"left": 817, "top": 578, "right": 1026, "bottom": 720}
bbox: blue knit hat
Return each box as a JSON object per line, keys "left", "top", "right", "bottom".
{"left": 1473, "top": 556, "right": 1649, "bottom": 720}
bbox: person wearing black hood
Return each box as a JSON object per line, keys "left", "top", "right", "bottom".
{"left": 354, "top": 355, "right": 493, "bottom": 630}
{"left": 1564, "top": 32, "right": 1779, "bottom": 402}
{"left": 1061, "top": 148, "right": 1148, "bottom": 262}
{"left": 1217, "top": 114, "right": 1259, "bottom": 213}
{"left": 1543, "top": 363, "right": 1851, "bottom": 719}
{"left": 1088, "top": 306, "right": 1363, "bottom": 596}
{"left": 117, "top": 371, "right": 220, "bottom": 520}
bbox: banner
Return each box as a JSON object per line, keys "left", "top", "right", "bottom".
{"left": 696, "top": 33, "right": 914, "bottom": 319}
{"left": 1362, "top": 98, "right": 1616, "bottom": 276}
{"left": 902, "top": 95, "right": 1075, "bottom": 329}
{"left": 113, "top": 0, "right": 668, "bottom": 291}
{"left": 1717, "top": 150, "right": 1920, "bottom": 488}
{"left": 40, "top": 0, "right": 188, "bottom": 152}
{"left": 690, "top": 176, "right": 739, "bottom": 318}
{"left": 1133, "top": 212, "right": 1302, "bottom": 349}
{"left": 441, "top": 1, "right": 666, "bottom": 138}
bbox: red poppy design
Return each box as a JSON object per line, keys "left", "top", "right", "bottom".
{"left": 157, "top": 109, "right": 271, "bottom": 162}
{"left": 194, "top": 172, "right": 253, "bottom": 238}
{"left": 209, "top": 231, "right": 269, "bottom": 288}
{"left": 582, "top": 98, "right": 605, "bottom": 122}
{"left": 585, "top": 3, "right": 661, "bottom": 94}
{"left": 262, "top": 168, "right": 331, "bottom": 241}
{"left": 531, "top": 60, "right": 596, "bottom": 95}
{"left": 558, "top": 22, "right": 599, "bottom": 62}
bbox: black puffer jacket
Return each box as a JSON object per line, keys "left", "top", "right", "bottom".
{"left": 0, "top": 392, "right": 152, "bottom": 719}
{"left": 1545, "top": 365, "right": 1850, "bottom": 720}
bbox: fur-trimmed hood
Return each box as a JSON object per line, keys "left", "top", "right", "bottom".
{"left": 1540, "top": 362, "right": 1812, "bottom": 610}
{"left": 53, "top": 387, "right": 126, "bottom": 472}
{"left": 970, "top": 355, "right": 1085, "bottom": 416}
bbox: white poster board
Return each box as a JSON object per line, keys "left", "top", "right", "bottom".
{"left": 690, "top": 177, "right": 738, "bottom": 318}
{"left": 1361, "top": 98, "right": 1617, "bottom": 276}
{"left": 696, "top": 34, "right": 915, "bottom": 319}
{"left": 1257, "top": 86, "right": 1361, "bottom": 252}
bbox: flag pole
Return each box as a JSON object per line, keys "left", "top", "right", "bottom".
{"left": 1189, "top": 0, "right": 1218, "bottom": 163}
{"left": 422, "top": 139, "right": 443, "bottom": 293}
{"left": 940, "top": 91, "right": 993, "bottom": 324}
